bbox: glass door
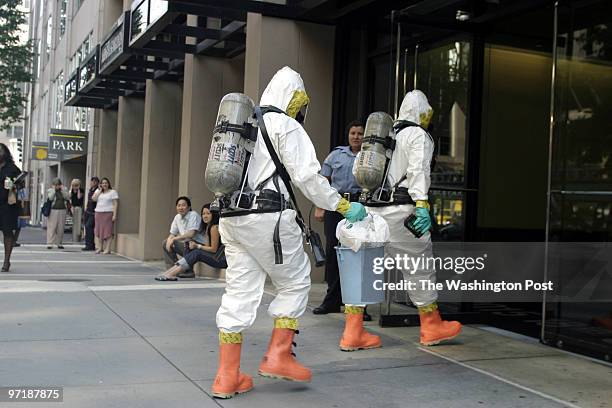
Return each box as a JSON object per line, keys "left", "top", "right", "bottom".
{"left": 383, "top": 28, "right": 474, "bottom": 311}
{"left": 394, "top": 36, "right": 473, "bottom": 242}
{"left": 543, "top": 0, "right": 612, "bottom": 361}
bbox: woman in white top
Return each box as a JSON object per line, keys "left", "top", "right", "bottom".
{"left": 92, "top": 177, "right": 118, "bottom": 254}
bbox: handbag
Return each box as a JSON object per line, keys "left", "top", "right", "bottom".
{"left": 7, "top": 189, "right": 16, "bottom": 205}
{"left": 213, "top": 243, "right": 226, "bottom": 264}
{"left": 41, "top": 199, "right": 52, "bottom": 217}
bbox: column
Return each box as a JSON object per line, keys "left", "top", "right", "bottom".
{"left": 138, "top": 80, "right": 183, "bottom": 260}
{"left": 95, "top": 109, "right": 118, "bottom": 182}
{"left": 114, "top": 96, "right": 145, "bottom": 258}
{"left": 179, "top": 54, "right": 244, "bottom": 208}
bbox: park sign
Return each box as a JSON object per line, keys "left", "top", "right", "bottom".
{"left": 49, "top": 129, "right": 88, "bottom": 161}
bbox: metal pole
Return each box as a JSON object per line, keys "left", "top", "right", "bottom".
{"left": 542, "top": 1, "right": 559, "bottom": 343}
{"left": 413, "top": 44, "right": 420, "bottom": 89}
{"left": 394, "top": 22, "right": 402, "bottom": 119}
{"left": 387, "top": 11, "right": 396, "bottom": 115}
{"left": 403, "top": 48, "right": 408, "bottom": 98}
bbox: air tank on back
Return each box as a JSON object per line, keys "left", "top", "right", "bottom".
{"left": 205, "top": 93, "right": 255, "bottom": 200}
{"left": 353, "top": 112, "right": 394, "bottom": 202}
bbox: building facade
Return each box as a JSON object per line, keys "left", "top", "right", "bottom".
{"left": 23, "top": 0, "right": 612, "bottom": 361}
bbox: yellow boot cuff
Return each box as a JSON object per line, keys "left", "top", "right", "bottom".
{"left": 345, "top": 305, "right": 365, "bottom": 314}
{"left": 336, "top": 197, "right": 350, "bottom": 215}
{"left": 219, "top": 331, "right": 243, "bottom": 344}
{"left": 274, "top": 317, "right": 298, "bottom": 330}
{"left": 418, "top": 302, "right": 438, "bottom": 314}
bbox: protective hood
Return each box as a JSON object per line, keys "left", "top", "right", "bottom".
{"left": 397, "top": 90, "right": 433, "bottom": 129}
{"left": 259, "top": 66, "right": 309, "bottom": 119}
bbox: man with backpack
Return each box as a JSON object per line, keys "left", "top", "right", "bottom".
{"left": 211, "top": 67, "right": 366, "bottom": 399}
{"left": 363, "top": 90, "right": 462, "bottom": 347}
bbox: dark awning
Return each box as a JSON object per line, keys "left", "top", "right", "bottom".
{"left": 64, "top": 12, "right": 164, "bottom": 110}
{"left": 127, "top": 0, "right": 249, "bottom": 59}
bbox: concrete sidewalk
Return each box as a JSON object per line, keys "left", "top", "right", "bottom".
{"left": 0, "top": 243, "right": 610, "bottom": 408}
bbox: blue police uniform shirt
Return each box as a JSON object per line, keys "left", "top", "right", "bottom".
{"left": 320, "top": 146, "right": 362, "bottom": 194}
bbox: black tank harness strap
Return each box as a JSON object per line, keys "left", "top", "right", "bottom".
{"left": 271, "top": 174, "right": 285, "bottom": 264}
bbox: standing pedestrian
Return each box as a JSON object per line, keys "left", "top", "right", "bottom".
{"left": 14, "top": 187, "right": 30, "bottom": 247}
{"left": 46, "top": 178, "right": 70, "bottom": 250}
{"left": 0, "top": 143, "right": 23, "bottom": 271}
{"left": 69, "top": 179, "right": 85, "bottom": 242}
{"left": 82, "top": 177, "right": 99, "bottom": 251}
{"left": 312, "top": 121, "right": 372, "bottom": 319}
{"left": 92, "top": 177, "right": 118, "bottom": 254}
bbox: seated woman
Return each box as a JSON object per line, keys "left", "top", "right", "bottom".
{"left": 156, "top": 204, "right": 227, "bottom": 281}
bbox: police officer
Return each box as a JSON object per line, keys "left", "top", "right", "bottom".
{"left": 313, "top": 121, "right": 371, "bottom": 320}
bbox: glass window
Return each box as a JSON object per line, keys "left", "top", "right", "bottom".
{"left": 431, "top": 190, "right": 465, "bottom": 241}
{"left": 131, "top": 0, "right": 149, "bottom": 42}
{"left": 46, "top": 14, "right": 52, "bottom": 58}
{"left": 73, "top": 107, "right": 80, "bottom": 130}
{"left": 54, "top": 72, "right": 63, "bottom": 127}
{"left": 150, "top": 0, "right": 167, "bottom": 24}
{"left": 13, "top": 126, "right": 24, "bottom": 139}
{"left": 79, "top": 56, "right": 96, "bottom": 88}
{"left": 58, "top": 0, "right": 67, "bottom": 39}
{"left": 416, "top": 41, "right": 470, "bottom": 188}
{"left": 544, "top": 0, "right": 612, "bottom": 362}
{"left": 552, "top": 21, "right": 612, "bottom": 193}
{"left": 74, "top": 0, "right": 85, "bottom": 14}
{"left": 84, "top": 32, "right": 92, "bottom": 55}
{"left": 35, "top": 39, "right": 41, "bottom": 78}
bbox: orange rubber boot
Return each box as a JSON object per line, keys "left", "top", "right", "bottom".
{"left": 419, "top": 304, "right": 462, "bottom": 346}
{"left": 258, "top": 319, "right": 311, "bottom": 382}
{"left": 211, "top": 334, "right": 253, "bottom": 399}
{"left": 339, "top": 306, "right": 382, "bottom": 351}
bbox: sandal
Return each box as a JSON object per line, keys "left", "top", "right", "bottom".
{"left": 155, "top": 275, "right": 178, "bottom": 281}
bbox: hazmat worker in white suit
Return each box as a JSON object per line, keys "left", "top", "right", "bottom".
{"left": 360, "top": 90, "right": 462, "bottom": 347}
{"left": 212, "top": 66, "right": 367, "bottom": 399}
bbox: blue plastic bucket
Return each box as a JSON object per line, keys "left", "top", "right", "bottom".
{"left": 336, "top": 245, "right": 386, "bottom": 305}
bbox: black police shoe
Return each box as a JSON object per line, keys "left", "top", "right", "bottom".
{"left": 313, "top": 304, "right": 342, "bottom": 314}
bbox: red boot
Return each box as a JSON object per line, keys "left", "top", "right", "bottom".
{"left": 419, "top": 304, "right": 462, "bottom": 346}
{"left": 339, "top": 307, "right": 382, "bottom": 351}
{"left": 211, "top": 338, "right": 253, "bottom": 399}
{"left": 258, "top": 325, "right": 311, "bottom": 382}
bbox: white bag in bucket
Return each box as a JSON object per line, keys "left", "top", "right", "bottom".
{"left": 336, "top": 214, "right": 390, "bottom": 252}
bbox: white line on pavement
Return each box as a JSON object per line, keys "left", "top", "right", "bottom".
{"left": 417, "top": 347, "right": 583, "bottom": 408}
{"left": 0, "top": 281, "right": 226, "bottom": 293}
{"left": 8, "top": 260, "right": 137, "bottom": 263}
{"left": 4, "top": 273, "right": 153, "bottom": 277}
{"left": 1, "top": 244, "right": 85, "bottom": 248}
{"left": 11, "top": 251, "right": 104, "bottom": 254}
{"left": 92, "top": 283, "right": 226, "bottom": 291}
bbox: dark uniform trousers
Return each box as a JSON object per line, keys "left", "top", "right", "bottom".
{"left": 321, "top": 210, "right": 344, "bottom": 308}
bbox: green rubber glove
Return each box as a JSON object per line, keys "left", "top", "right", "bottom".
{"left": 414, "top": 207, "right": 431, "bottom": 235}
{"left": 344, "top": 202, "right": 367, "bottom": 223}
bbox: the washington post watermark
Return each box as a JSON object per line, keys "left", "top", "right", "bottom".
{"left": 358, "top": 242, "right": 612, "bottom": 303}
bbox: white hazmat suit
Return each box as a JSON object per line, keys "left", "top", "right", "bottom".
{"left": 361, "top": 90, "right": 437, "bottom": 307}
{"left": 216, "top": 67, "right": 342, "bottom": 333}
